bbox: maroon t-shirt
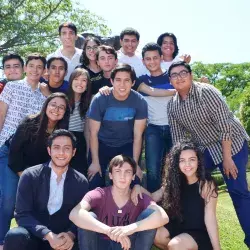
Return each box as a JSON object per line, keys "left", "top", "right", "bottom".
{"left": 83, "top": 186, "right": 154, "bottom": 227}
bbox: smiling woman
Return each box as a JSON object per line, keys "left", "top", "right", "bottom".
{"left": 67, "top": 68, "right": 92, "bottom": 175}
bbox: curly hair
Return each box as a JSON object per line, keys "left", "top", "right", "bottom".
{"left": 67, "top": 68, "right": 92, "bottom": 118}
{"left": 161, "top": 140, "right": 218, "bottom": 220}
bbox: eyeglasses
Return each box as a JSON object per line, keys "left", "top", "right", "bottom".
{"left": 48, "top": 102, "right": 66, "bottom": 112}
{"left": 86, "top": 46, "right": 98, "bottom": 51}
{"left": 170, "top": 70, "right": 189, "bottom": 80}
{"left": 4, "top": 64, "right": 22, "bottom": 70}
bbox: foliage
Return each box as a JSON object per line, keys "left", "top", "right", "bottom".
{"left": 192, "top": 62, "right": 250, "bottom": 113}
{"left": 0, "top": 0, "right": 110, "bottom": 57}
{"left": 240, "top": 85, "right": 250, "bottom": 135}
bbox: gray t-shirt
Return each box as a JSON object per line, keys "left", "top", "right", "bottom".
{"left": 88, "top": 89, "right": 148, "bottom": 147}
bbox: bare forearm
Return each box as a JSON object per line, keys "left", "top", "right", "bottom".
{"left": 139, "top": 83, "right": 175, "bottom": 97}
{"left": 222, "top": 140, "right": 232, "bottom": 160}
{"left": 0, "top": 113, "right": 6, "bottom": 132}
{"left": 69, "top": 209, "right": 109, "bottom": 234}
{"left": 133, "top": 137, "right": 142, "bottom": 164}
{"left": 90, "top": 134, "right": 99, "bottom": 164}
{"left": 205, "top": 212, "right": 220, "bottom": 250}
{"left": 140, "top": 186, "right": 153, "bottom": 198}
{"left": 84, "top": 119, "right": 90, "bottom": 154}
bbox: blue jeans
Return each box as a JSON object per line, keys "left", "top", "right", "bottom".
{"left": 145, "top": 124, "right": 172, "bottom": 192}
{"left": 0, "top": 145, "right": 19, "bottom": 245}
{"left": 88, "top": 141, "right": 140, "bottom": 190}
{"left": 78, "top": 208, "right": 156, "bottom": 250}
{"left": 4, "top": 226, "right": 79, "bottom": 250}
{"left": 204, "top": 141, "right": 250, "bottom": 247}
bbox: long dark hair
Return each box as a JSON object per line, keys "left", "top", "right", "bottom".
{"left": 80, "top": 36, "right": 101, "bottom": 66}
{"left": 23, "top": 93, "right": 70, "bottom": 144}
{"left": 67, "top": 68, "right": 92, "bottom": 118}
{"left": 162, "top": 140, "right": 218, "bottom": 219}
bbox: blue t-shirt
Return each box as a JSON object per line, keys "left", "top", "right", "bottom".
{"left": 138, "top": 71, "right": 174, "bottom": 95}
{"left": 88, "top": 89, "right": 148, "bottom": 147}
{"left": 41, "top": 78, "right": 69, "bottom": 93}
{"left": 138, "top": 71, "right": 175, "bottom": 125}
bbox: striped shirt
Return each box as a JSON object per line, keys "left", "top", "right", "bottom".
{"left": 69, "top": 102, "right": 85, "bottom": 132}
{"left": 167, "top": 82, "right": 249, "bottom": 165}
{"left": 0, "top": 79, "right": 46, "bottom": 147}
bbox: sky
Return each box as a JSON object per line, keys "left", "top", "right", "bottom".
{"left": 78, "top": 0, "right": 250, "bottom": 64}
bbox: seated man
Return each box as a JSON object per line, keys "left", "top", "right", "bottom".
{"left": 87, "top": 63, "right": 148, "bottom": 190}
{"left": 0, "top": 53, "right": 24, "bottom": 94}
{"left": 70, "top": 154, "right": 169, "bottom": 250}
{"left": 42, "top": 56, "right": 69, "bottom": 94}
{"left": 4, "top": 130, "right": 89, "bottom": 250}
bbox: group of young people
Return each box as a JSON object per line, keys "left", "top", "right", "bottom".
{"left": 0, "top": 21, "right": 249, "bottom": 250}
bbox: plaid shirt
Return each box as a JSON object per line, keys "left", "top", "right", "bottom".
{"left": 167, "top": 82, "right": 249, "bottom": 165}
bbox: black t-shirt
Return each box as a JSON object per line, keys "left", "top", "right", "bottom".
{"left": 76, "top": 64, "right": 102, "bottom": 82}
{"left": 91, "top": 76, "right": 112, "bottom": 95}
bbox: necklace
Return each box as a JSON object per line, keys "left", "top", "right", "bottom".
{"left": 118, "top": 209, "right": 122, "bottom": 214}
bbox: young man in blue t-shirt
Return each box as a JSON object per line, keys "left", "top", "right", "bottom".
{"left": 87, "top": 63, "right": 148, "bottom": 190}
{"left": 137, "top": 43, "right": 176, "bottom": 193}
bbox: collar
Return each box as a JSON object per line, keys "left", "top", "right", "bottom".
{"left": 48, "top": 161, "right": 67, "bottom": 181}
{"left": 24, "top": 77, "right": 41, "bottom": 92}
{"left": 176, "top": 81, "right": 197, "bottom": 103}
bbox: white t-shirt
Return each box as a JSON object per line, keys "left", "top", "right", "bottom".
{"left": 47, "top": 47, "right": 82, "bottom": 81}
{"left": 117, "top": 50, "right": 147, "bottom": 77}
{"left": 0, "top": 79, "right": 46, "bottom": 147}
{"left": 160, "top": 56, "right": 182, "bottom": 72}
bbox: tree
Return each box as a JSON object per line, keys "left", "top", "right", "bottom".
{"left": 192, "top": 62, "right": 250, "bottom": 113}
{"left": 240, "top": 85, "right": 250, "bottom": 136}
{"left": 0, "top": 0, "right": 110, "bottom": 57}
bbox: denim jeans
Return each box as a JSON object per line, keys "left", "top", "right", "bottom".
{"left": 78, "top": 208, "right": 156, "bottom": 250}
{"left": 88, "top": 141, "right": 141, "bottom": 190}
{"left": 4, "top": 226, "right": 79, "bottom": 250}
{"left": 145, "top": 124, "right": 172, "bottom": 192}
{"left": 0, "top": 144, "right": 19, "bottom": 245}
{"left": 204, "top": 141, "right": 250, "bottom": 247}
